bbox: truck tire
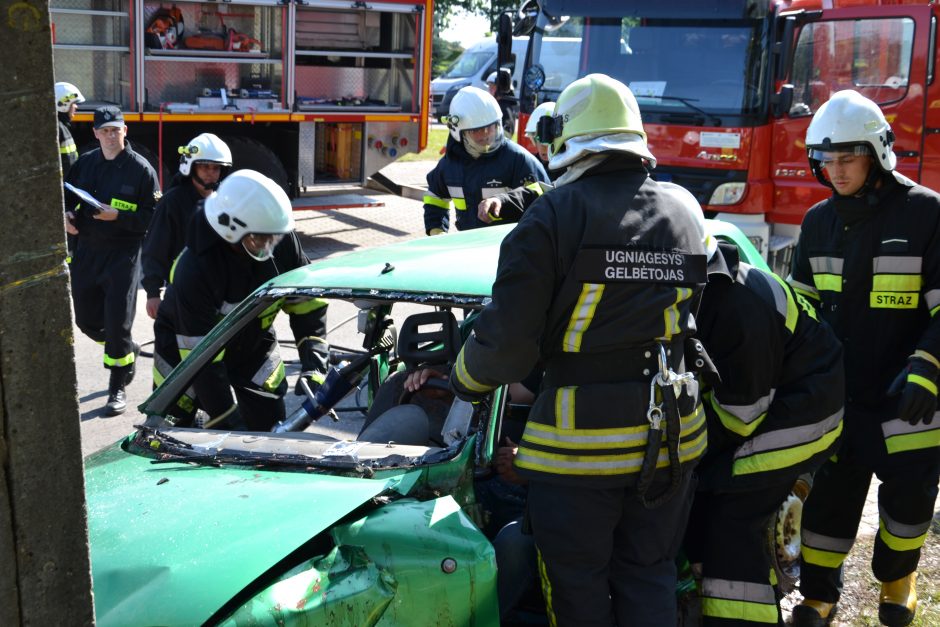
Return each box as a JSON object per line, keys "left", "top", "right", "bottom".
{"left": 220, "top": 135, "right": 291, "bottom": 196}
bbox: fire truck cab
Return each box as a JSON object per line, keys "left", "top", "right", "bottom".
{"left": 507, "top": 0, "right": 940, "bottom": 274}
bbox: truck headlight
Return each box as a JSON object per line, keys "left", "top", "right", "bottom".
{"left": 708, "top": 182, "right": 746, "bottom": 206}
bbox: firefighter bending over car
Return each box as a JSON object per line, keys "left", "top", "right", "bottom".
{"left": 142, "top": 133, "right": 232, "bottom": 319}
{"left": 682, "top": 203, "right": 845, "bottom": 626}
{"left": 450, "top": 73, "right": 708, "bottom": 627}
{"left": 65, "top": 105, "right": 161, "bottom": 416}
{"left": 789, "top": 90, "right": 940, "bottom": 627}
{"left": 423, "top": 86, "right": 548, "bottom": 235}
{"left": 153, "top": 170, "right": 329, "bottom": 431}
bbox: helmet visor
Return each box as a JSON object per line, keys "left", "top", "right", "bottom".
{"left": 462, "top": 122, "right": 503, "bottom": 155}
{"left": 242, "top": 232, "right": 285, "bottom": 261}
{"left": 809, "top": 144, "right": 871, "bottom": 167}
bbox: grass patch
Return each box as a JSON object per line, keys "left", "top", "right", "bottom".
{"left": 398, "top": 127, "right": 449, "bottom": 162}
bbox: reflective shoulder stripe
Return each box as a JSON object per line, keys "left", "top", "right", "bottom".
{"left": 562, "top": 283, "right": 604, "bottom": 352}
{"left": 740, "top": 264, "right": 797, "bottom": 333}
{"left": 423, "top": 193, "right": 451, "bottom": 210}
{"left": 661, "top": 287, "right": 694, "bottom": 340}
{"left": 282, "top": 297, "right": 327, "bottom": 315}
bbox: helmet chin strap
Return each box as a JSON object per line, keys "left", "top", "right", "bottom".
{"left": 193, "top": 172, "right": 220, "bottom": 192}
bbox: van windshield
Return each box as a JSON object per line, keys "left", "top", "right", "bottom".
{"left": 440, "top": 51, "right": 493, "bottom": 79}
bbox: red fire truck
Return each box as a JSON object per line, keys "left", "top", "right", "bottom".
{"left": 51, "top": 0, "right": 434, "bottom": 196}
{"left": 505, "top": 0, "right": 940, "bottom": 273}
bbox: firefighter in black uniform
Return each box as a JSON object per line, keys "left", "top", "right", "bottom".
{"left": 450, "top": 73, "right": 708, "bottom": 627}
{"left": 423, "top": 86, "right": 547, "bottom": 235}
{"left": 153, "top": 169, "right": 329, "bottom": 430}
{"left": 64, "top": 106, "right": 160, "bottom": 415}
{"left": 788, "top": 90, "right": 940, "bottom": 627}
{"left": 142, "top": 133, "right": 232, "bottom": 319}
{"left": 681, "top": 207, "right": 845, "bottom": 626}
{"left": 55, "top": 81, "right": 83, "bottom": 177}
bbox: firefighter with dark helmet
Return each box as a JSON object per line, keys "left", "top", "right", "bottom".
{"left": 788, "top": 90, "right": 940, "bottom": 627}
{"left": 450, "top": 73, "right": 708, "bottom": 626}
{"left": 423, "top": 86, "right": 547, "bottom": 235}
{"left": 153, "top": 170, "right": 329, "bottom": 430}
{"left": 142, "top": 133, "right": 232, "bottom": 319}
{"left": 55, "top": 81, "right": 84, "bottom": 177}
{"left": 679, "top": 204, "right": 845, "bottom": 626}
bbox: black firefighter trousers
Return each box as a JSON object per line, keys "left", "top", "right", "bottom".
{"left": 527, "top": 471, "right": 695, "bottom": 627}
{"left": 70, "top": 239, "right": 140, "bottom": 372}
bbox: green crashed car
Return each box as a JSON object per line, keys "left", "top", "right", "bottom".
{"left": 84, "top": 220, "right": 771, "bottom": 626}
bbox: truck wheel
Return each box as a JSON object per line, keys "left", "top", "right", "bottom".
{"left": 221, "top": 135, "right": 291, "bottom": 197}
{"left": 767, "top": 473, "right": 813, "bottom": 594}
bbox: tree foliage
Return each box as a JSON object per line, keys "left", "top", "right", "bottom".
{"left": 432, "top": 0, "right": 518, "bottom": 32}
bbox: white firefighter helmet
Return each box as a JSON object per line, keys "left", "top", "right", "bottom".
{"left": 486, "top": 71, "right": 498, "bottom": 85}
{"left": 55, "top": 82, "right": 85, "bottom": 113}
{"left": 446, "top": 86, "right": 503, "bottom": 144}
{"left": 544, "top": 73, "right": 655, "bottom": 170}
{"left": 524, "top": 101, "right": 556, "bottom": 141}
{"left": 805, "top": 90, "right": 896, "bottom": 174}
{"left": 178, "top": 133, "right": 233, "bottom": 176}
{"left": 204, "top": 169, "right": 294, "bottom": 261}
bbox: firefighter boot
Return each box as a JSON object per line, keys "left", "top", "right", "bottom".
{"left": 792, "top": 600, "right": 838, "bottom": 627}
{"left": 879, "top": 572, "right": 917, "bottom": 627}
{"left": 105, "top": 366, "right": 129, "bottom": 416}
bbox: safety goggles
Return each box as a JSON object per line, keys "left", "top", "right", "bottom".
{"left": 809, "top": 145, "right": 871, "bottom": 168}
{"left": 462, "top": 123, "right": 503, "bottom": 155}
{"left": 242, "top": 232, "right": 284, "bottom": 262}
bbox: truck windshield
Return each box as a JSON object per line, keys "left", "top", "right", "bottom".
{"left": 528, "top": 17, "right": 769, "bottom": 120}
{"left": 440, "top": 50, "right": 493, "bottom": 79}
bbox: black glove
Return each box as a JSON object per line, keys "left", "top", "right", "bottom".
{"left": 887, "top": 356, "right": 938, "bottom": 425}
{"left": 294, "top": 371, "right": 324, "bottom": 396}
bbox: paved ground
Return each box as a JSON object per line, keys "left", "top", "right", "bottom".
{"left": 74, "top": 158, "right": 897, "bottom": 541}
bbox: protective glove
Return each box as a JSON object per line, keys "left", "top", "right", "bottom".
{"left": 294, "top": 371, "right": 324, "bottom": 396}
{"left": 887, "top": 355, "right": 939, "bottom": 426}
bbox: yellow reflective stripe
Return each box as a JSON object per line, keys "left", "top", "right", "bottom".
{"left": 909, "top": 374, "right": 938, "bottom": 396}
{"left": 870, "top": 292, "right": 919, "bottom": 309}
{"left": 733, "top": 420, "right": 843, "bottom": 476}
{"left": 454, "top": 348, "right": 493, "bottom": 394}
{"left": 103, "top": 350, "right": 136, "bottom": 367}
{"left": 524, "top": 181, "right": 545, "bottom": 195}
{"left": 60, "top": 142, "right": 77, "bottom": 155}
{"left": 801, "top": 545, "right": 847, "bottom": 569}
{"left": 770, "top": 273, "right": 799, "bottom": 333}
{"left": 536, "top": 549, "right": 558, "bottom": 627}
{"left": 422, "top": 194, "right": 451, "bottom": 209}
{"left": 258, "top": 298, "right": 284, "bottom": 329}
{"left": 769, "top": 568, "right": 777, "bottom": 587}
{"left": 263, "top": 360, "right": 286, "bottom": 391}
{"left": 452, "top": 197, "right": 467, "bottom": 211}
{"left": 662, "top": 287, "right": 693, "bottom": 340}
{"left": 708, "top": 391, "right": 767, "bottom": 438}
{"left": 879, "top": 523, "right": 928, "bottom": 552}
{"left": 933, "top": 304, "right": 940, "bottom": 317}
{"left": 555, "top": 387, "right": 575, "bottom": 429}
{"left": 110, "top": 198, "right": 137, "bottom": 212}
{"left": 884, "top": 429, "right": 940, "bottom": 454}
{"left": 701, "top": 598, "right": 778, "bottom": 624}
{"left": 152, "top": 365, "right": 165, "bottom": 386}
{"left": 873, "top": 274, "right": 922, "bottom": 292}
{"left": 914, "top": 350, "right": 940, "bottom": 369}
{"left": 813, "top": 274, "right": 842, "bottom": 292}
{"left": 179, "top": 348, "right": 191, "bottom": 360}
{"left": 282, "top": 297, "right": 327, "bottom": 315}
{"left": 169, "top": 252, "right": 182, "bottom": 284}
{"left": 213, "top": 348, "right": 226, "bottom": 363}
{"left": 562, "top": 283, "right": 604, "bottom": 352}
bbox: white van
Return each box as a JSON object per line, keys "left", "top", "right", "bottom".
{"left": 431, "top": 37, "right": 528, "bottom": 120}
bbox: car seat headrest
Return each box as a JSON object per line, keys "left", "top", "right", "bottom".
{"left": 397, "top": 310, "right": 461, "bottom": 370}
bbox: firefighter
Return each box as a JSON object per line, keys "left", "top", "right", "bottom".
{"left": 485, "top": 70, "right": 518, "bottom": 137}
{"left": 142, "top": 133, "right": 232, "bottom": 319}
{"left": 423, "top": 86, "right": 548, "bottom": 235}
{"left": 64, "top": 106, "right": 160, "bottom": 415}
{"left": 449, "top": 73, "right": 708, "bottom": 627}
{"left": 55, "top": 81, "right": 84, "bottom": 177}
{"left": 477, "top": 100, "right": 557, "bottom": 225}
{"left": 788, "top": 90, "right": 940, "bottom": 627}
{"left": 153, "top": 169, "right": 329, "bottom": 431}
{"left": 681, "top": 205, "right": 845, "bottom": 626}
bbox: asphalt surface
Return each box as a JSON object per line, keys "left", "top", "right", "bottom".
{"left": 73, "top": 158, "right": 897, "bottom": 542}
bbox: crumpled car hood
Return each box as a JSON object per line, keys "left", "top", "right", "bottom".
{"left": 85, "top": 442, "right": 393, "bottom": 626}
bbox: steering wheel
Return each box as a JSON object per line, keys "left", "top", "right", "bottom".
{"left": 398, "top": 376, "right": 453, "bottom": 405}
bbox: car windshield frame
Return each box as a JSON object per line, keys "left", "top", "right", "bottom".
{"left": 440, "top": 50, "right": 494, "bottom": 79}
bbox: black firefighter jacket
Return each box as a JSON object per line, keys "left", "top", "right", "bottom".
{"left": 155, "top": 209, "right": 328, "bottom": 418}
{"left": 58, "top": 113, "right": 78, "bottom": 177}
{"left": 696, "top": 242, "right": 845, "bottom": 492}
{"left": 423, "top": 136, "right": 548, "bottom": 234}
{"left": 141, "top": 177, "right": 202, "bottom": 299}
{"left": 64, "top": 142, "right": 160, "bottom": 246}
{"left": 451, "top": 156, "right": 709, "bottom": 487}
{"left": 789, "top": 171, "right": 940, "bottom": 455}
